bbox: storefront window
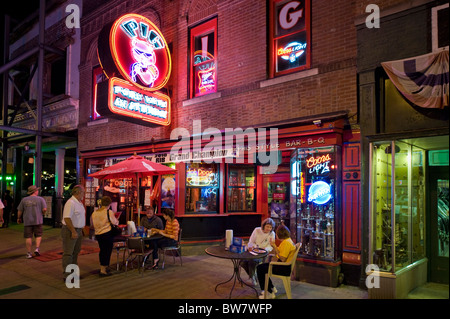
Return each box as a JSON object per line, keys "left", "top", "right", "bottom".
{"left": 291, "top": 146, "right": 340, "bottom": 260}
{"left": 227, "top": 165, "right": 256, "bottom": 212}
{"left": 185, "top": 163, "right": 219, "bottom": 213}
{"left": 190, "top": 18, "right": 217, "bottom": 98}
{"left": 371, "top": 141, "right": 426, "bottom": 272}
{"left": 270, "top": 0, "right": 311, "bottom": 77}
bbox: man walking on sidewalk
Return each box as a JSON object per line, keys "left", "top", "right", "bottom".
{"left": 17, "top": 185, "right": 47, "bottom": 258}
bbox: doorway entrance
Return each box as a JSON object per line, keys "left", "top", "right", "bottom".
{"left": 261, "top": 174, "right": 290, "bottom": 228}
{"left": 429, "top": 165, "right": 449, "bottom": 284}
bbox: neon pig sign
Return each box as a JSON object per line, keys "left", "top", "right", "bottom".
{"left": 97, "top": 13, "right": 172, "bottom": 126}
{"left": 106, "top": 14, "right": 171, "bottom": 90}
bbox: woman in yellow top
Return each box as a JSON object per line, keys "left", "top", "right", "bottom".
{"left": 91, "top": 196, "right": 119, "bottom": 277}
{"left": 150, "top": 208, "right": 179, "bottom": 269}
{"left": 256, "top": 225, "right": 295, "bottom": 299}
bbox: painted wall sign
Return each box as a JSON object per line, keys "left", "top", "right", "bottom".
{"left": 97, "top": 13, "right": 172, "bottom": 126}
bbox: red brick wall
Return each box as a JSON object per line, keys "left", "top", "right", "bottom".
{"left": 78, "top": 0, "right": 359, "bottom": 153}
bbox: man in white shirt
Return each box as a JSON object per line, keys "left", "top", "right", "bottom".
{"left": 61, "top": 185, "right": 86, "bottom": 278}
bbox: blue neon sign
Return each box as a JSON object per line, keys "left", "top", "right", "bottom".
{"left": 307, "top": 181, "right": 331, "bottom": 205}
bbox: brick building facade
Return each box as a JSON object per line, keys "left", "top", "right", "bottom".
{"left": 78, "top": 0, "right": 361, "bottom": 287}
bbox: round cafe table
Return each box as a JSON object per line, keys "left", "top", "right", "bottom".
{"left": 205, "top": 245, "right": 268, "bottom": 298}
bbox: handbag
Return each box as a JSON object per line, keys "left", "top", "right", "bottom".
{"left": 107, "top": 209, "right": 122, "bottom": 236}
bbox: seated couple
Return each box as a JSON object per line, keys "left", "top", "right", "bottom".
{"left": 241, "top": 218, "right": 296, "bottom": 299}
{"left": 145, "top": 208, "right": 179, "bottom": 269}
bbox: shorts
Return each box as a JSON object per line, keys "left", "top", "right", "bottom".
{"left": 24, "top": 225, "right": 43, "bottom": 238}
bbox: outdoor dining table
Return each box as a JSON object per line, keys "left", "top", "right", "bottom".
{"left": 113, "top": 234, "right": 163, "bottom": 270}
{"left": 205, "top": 245, "right": 268, "bottom": 298}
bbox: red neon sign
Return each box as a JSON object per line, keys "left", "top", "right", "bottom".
{"left": 104, "top": 13, "right": 172, "bottom": 91}
{"left": 197, "top": 66, "right": 216, "bottom": 94}
{"left": 106, "top": 77, "right": 171, "bottom": 126}
{"left": 97, "top": 13, "right": 172, "bottom": 126}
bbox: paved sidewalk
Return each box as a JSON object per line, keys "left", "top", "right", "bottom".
{"left": 0, "top": 224, "right": 371, "bottom": 300}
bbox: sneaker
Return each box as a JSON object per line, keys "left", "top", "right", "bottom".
{"left": 34, "top": 248, "right": 40, "bottom": 256}
{"left": 259, "top": 291, "right": 276, "bottom": 299}
{"left": 26, "top": 252, "right": 33, "bottom": 259}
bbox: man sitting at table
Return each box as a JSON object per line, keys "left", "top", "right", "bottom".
{"left": 141, "top": 207, "right": 163, "bottom": 233}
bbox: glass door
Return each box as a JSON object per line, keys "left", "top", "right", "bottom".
{"left": 429, "top": 166, "right": 449, "bottom": 284}
{"left": 262, "top": 174, "right": 290, "bottom": 229}
{"left": 268, "top": 181, "right": 290, "bottom": 226}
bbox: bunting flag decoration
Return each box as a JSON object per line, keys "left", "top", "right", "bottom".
{"left": 382, "top": 50, "right": 449, "bottom": 109}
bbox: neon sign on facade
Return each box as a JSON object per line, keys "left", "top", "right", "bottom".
{"left": 306, "top": 153, "right": 332, "bottom": 175}
{"left": 270, "top": 0, "right": 311, "bottom": 77}
{"left": 107, "top": 78, "right": 170, "bottom": 126}
{"left": 278, "top": 41, "right": 307, "bottom": 63}
{"left": 97, "top": 13, "right": 172, "bottom": 126}
{"left": 308, "top": 181, "right": 332, "bottom": 205}
{"left": 194, "top": 50, "right": 216, "bottom": 95}
{"left": 108, "top": 14, "right": 171, "bottom": 91}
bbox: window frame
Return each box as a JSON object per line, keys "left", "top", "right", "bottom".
{"left": 227, "top": 164, "right": 257, "bottom": 213}
{"left": 185, "top": 162, "right": 220, "bottom": 214}
{"left": 269, "top": 0, "right": 311, "bottom": 78}
{"left": 189, "top": 17, "right": 218, "bottom": 99}
{"left": 92, "top": 65, "right": 107, "bottom": 121}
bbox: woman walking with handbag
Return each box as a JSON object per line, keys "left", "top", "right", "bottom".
{"left": 91, "top": 196, "right": 119, "bottom": 277}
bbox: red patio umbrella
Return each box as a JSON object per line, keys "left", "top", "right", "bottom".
{"left": 89, "top": 154, "right": 176, "bottom": 225}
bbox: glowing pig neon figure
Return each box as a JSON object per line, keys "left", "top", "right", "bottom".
{"left": 130, "top": 38, "right": 159, "bottom": 87}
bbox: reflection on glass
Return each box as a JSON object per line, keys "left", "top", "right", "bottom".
{"left": 394, "top": 142, "right": 410, "bottom": 270}
{"left": 185, "top": 163, "right": 219, "bottom": 213}
{"left": 372, "top": 142, "right": 393, "bottom": 272}
{"left": 228, "top": 165, "right": 256, "bottom": 212}
{"left": 268, "top": 182, "right": 289, "bottom": 224}
{"left": 185, "top": 187, "right": 218, "bottom": 213}
{"left": 372, "top": 141, "right": 426, "bottom": 272}
{"left": 437, "top": 179, "right": 449, "bottom": 257}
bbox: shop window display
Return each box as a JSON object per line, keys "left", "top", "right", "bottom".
{"left": 227, "top": 165, "right": 256, "bottom": 212}
{"left": 371, "top": 141, "right": 426, "bottom": 272}
{"left": 290, "top": 146, "right": 340, "bottom": 260}
{"left": 185, "top": 163, "right": 219, "bottom": 213}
